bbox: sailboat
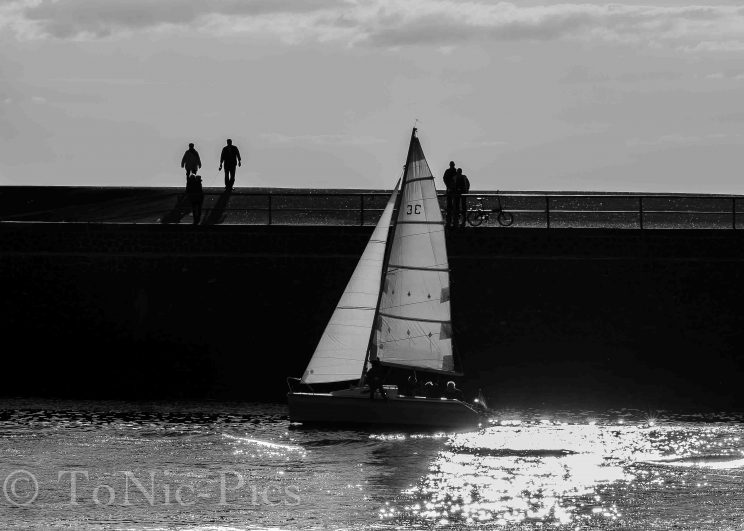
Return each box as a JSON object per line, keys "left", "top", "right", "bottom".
{"left": 287, "top": 129, "right": 483, "bottom": 429}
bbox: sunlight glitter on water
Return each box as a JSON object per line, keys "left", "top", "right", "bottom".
{"left": 223, "top": 433, "right": 308, "bottom": 464}
{"left": 223, "top": 433, "right": 305, "bottom": 453}
{"left": 381, "top": 418, "right": 744, "bottom": 528}
{"left": 3, "top": 402, "right": 744, "bottom": 530}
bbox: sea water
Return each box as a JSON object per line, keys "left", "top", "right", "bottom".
{"left": 1, "top": 399, "right": 743, "bottom": 530}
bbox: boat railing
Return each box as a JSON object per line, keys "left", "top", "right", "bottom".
{"left": 187, "top": 190, "right": 744, "bottom": 230}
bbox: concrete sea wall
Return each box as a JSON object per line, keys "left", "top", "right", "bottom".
{"left": 2, "top": 222, "right": 743, "bottom": 409}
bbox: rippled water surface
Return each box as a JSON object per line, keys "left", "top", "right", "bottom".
{"left": 1, "top": 399, "right": 743, "bottom": 530}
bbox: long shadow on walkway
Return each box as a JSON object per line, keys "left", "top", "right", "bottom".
{"left": 160, "top": 192, "right": 190, "bottom": 224}
{"left": 201, "top": 188, "right": 233, "bottom": 225}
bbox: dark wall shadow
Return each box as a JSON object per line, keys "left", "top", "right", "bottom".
{"left": 202, "top": 188, "right": 233, "bottom": 225}
{"left": 160, "top": 193, "right": 189, "bottom": 224}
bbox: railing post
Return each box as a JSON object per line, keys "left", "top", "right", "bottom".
{"left": 639, "top": 196, "right": 644, "bottom": 230}
{"left": 545, "top": 196, "right": 550, "bottom": 229}
{"left": 733, "top": 197, "right": 737, "bottom": 230}
{"left": 360, "top": 194, "right": 365, "bottom": 226}
{"left": 267, "top": 194, "right": 272, "bottom": 226}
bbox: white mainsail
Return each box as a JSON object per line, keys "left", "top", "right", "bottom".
{"left": 302, "top": 184, "right": 400, "bottom": 384}
{"left": 374, "top": 133, "right": 456, "bottom": 374}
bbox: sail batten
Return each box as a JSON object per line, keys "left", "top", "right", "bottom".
{"left": 379, "top": 312, "right": 450, "bottom": 325}
{"left": 388, "top": 264, "right": 449, "bottom": 272}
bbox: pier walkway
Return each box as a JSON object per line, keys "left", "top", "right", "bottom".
{"left": 2, "top": 186, "right": 744, "bottom": 229}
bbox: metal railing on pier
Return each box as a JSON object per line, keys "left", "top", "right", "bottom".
{"left": 2, "top": 188, "right": 743, "bottom": 229}
{"left": 189, "top": 191, "right": 744, "bottom": 229}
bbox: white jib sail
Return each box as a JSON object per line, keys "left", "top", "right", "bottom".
{"left": 375, "top": 135, "right": 455, "bottom": 373}
{"left": 302, "top": 184, "right": 400, "bottom": 384}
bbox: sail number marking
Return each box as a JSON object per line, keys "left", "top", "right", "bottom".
{"left": 406, "top": 204, "right": 422, "bottom": 215}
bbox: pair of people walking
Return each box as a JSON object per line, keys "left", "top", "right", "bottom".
{"left": 179, "top": 139, "right": 242, "bottom": 225}
{"left": 180, "top": 139, "right": 242, "bottom": 190}
{"left": 443, "top": 161, "right": 470, "bottom": 228}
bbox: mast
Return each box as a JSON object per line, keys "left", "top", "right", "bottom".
{"left": 359, "top": 128, "right": 418, "bottom": 384}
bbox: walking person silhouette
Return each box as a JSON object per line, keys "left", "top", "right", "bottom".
{"left": 219, "top": 139, "right": 241, "bottom": 190}
{"left": 181, "top": 143, "right": 202, "bottom": 180}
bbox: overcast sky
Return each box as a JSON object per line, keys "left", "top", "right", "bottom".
{"left": 2, "top": 0, "right": 744, "bottom": 192}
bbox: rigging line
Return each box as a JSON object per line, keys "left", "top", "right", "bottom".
{"left": 336, "top": 306, "right": 376, "bottom": 310}
{"left": 396, "top": 220, "right": 446, "bottom": 225}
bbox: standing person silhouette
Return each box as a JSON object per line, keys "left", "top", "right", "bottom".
{"left": 186, "top": 172, "right": 204, "bottom": 225}
{"left": 444, "top": 381, "right": 464, "bottom": 401}
{"left": 181, "top": 143, "right": 202, "bottom": 180}
{"left": 219, "top": 139, "right": 242, "bottom": 190}
{"left": 455, "top": 168, "right": 470, "bottom": 228}
{"left": 443, "top": 161, "right": 458, "bottom": 228}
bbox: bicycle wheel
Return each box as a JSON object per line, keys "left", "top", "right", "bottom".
{"left": 467, "top": 211, "right": 484, "bottom": 227}
{"left": 497, "top": 211, "right": 514, "bottom": 227}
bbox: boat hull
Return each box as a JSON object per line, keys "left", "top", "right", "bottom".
{"left": 287, "top": 389, "right": 483, "bottom": 430}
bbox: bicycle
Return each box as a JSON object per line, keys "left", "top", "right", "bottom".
{"left": 465, "top": 193, "right": 514, "bottom": 227}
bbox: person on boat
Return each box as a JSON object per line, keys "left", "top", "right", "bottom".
{"left": 443, "top": 161, "right": 458, "bottom": 228}
{"left": 400, "top": 374, "right": 420, "bottom": 397}
{"left": 181, "top": 143, "right": 202, "bottom": 180}
{"left": 219, "top": 138, "right": 242, "bottom": 190}
{"left": 423, "top": 380, "right": 437, "bottom": 398}
{"left": 444, "top": 381, "right": 464, "bottom": 401}
{"left": 454, "top": 168, "right": 470, "bottom": 228}
{"left": 185, "top": 172, "right": 204, "bottom": 225}
{"left": 365, "top": 358, "right": 387, "bottom": 400}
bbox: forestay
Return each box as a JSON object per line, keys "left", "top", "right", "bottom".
{"left": 374, "top": 135, "right": 456, "bottom": 373}
{"left": 302, "top": 184, "right": 400, "bottom": 384}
